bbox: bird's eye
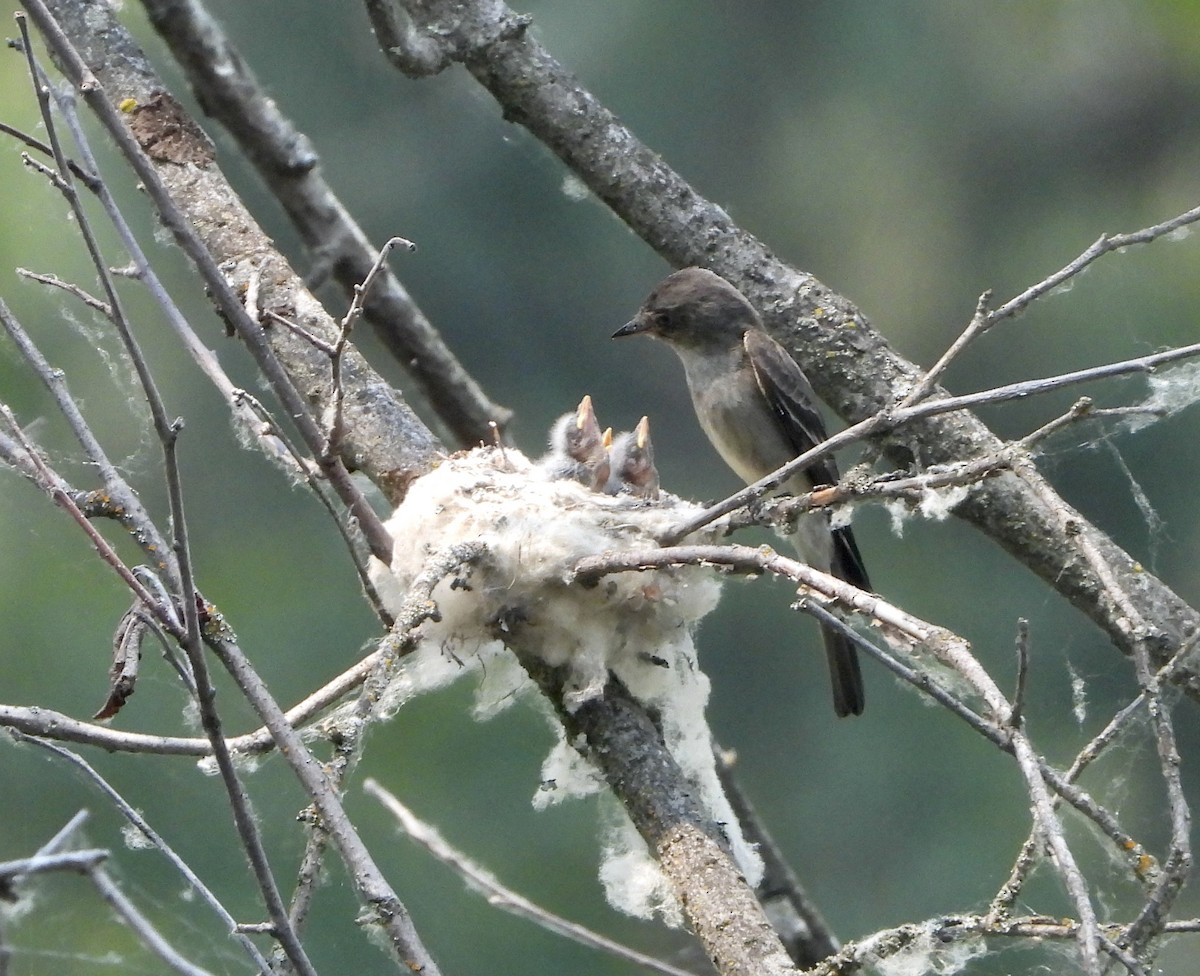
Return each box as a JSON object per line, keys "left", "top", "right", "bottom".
{"left": 651, "top": 310, "right": 671, "bottom": 329}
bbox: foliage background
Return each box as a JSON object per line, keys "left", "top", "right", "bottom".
{"left": 2, "top": 1, "right": 1200, "bottom": 973}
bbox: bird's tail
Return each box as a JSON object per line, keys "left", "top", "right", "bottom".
{"left": 822, "top": 626, "right": 864, "bottom": 718}
{"left": 789, "top": 519, "right": 867, "bottom": 716}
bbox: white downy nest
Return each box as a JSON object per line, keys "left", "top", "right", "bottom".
{"left": 368, "top": 446, "right": 764, "bottom": 921}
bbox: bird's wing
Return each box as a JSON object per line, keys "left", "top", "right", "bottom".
{"left": 744, "top": 329, "right": 870, "bottom": 591}
{"left": 743, "top": 329, "right": 841, "bottom": 487}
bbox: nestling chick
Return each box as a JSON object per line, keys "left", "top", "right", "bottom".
{"left": 606, "top": 416, "right": 660, "bottom": 500}
{"left": 538, "top": 394, "right": 611, "bottom": 491}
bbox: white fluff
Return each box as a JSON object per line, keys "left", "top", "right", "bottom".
{"left": 368, "top": 446, "right": 764, "bottom": 918}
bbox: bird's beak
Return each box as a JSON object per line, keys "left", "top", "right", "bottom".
{"left": 612, "top": 315, "right": 649, "bottom": 339}
{"left": 635, "top": 416, "right": 650, "bottom": 449}
{"left": 576, "top": 394, "right": 599, "bottom": 433}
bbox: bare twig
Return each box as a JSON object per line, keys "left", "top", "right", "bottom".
{"left": 989, "top": 205, "right": 1200, "bottom": 325}
{"left": 1124, "top": 644, "right": 1193, "bottom": 954}
{"left": 727, "top": 395, "right": 1106, "bottom": 537}
{"left": 0, "top": 646, "right": 383, "bottom": 756}
{"left": 366, "top": 779, "right": 700, "bottom": 976}
{"left": 9, "top": 731, "right": 275, "bottom": 975}
{"left": 326, "top": 236, "right": 412, "bottom": 459}
{"left": 0, "top": 300, "right": 175, "bottom": 576}
{"left": 1010, "top": 619, "right": 1030, "bottom": 730}
{"left": 1007, "top": 729, "right": 1102, "bottom": 972}
{"left": 0, "top": 849, "right": 109, "bottom": 879}
{"left": 713, "top": 748, "right": 840, "bottom": 968}
{"left": 664, "top": 339, "right": 1200, "bottom": 544}
{"left": 0, "top": 117, "right": 97, "bottom": 185}
{"left": 231, "top": 389, "right": 393, "bottom": 626}
{"left": 902, "top": 201, "right": 1200, "bottom": 408}
{"left": 198, "top": 630, "right": 442, "bottom": 973}
{"left": 16, "top": 267, "right": 111, "bottom": 315}
{"left": 0, "top": 403, "right": 177, "bottom": 631}
{"left": 276, "top": 541, "right": 484, "bottom": 953}
{"left": 41, "top": 77, "right": 299, "bottom": 476}
{"left": 0, "top": 817, "right": 216, "bottom": 976}
{"left": 817, "top": 911, "right": 1165, "bottom": 976}
{"left": 87, "top": 862, "right": 218, "bottom": 976}
{"left": 900, "top": 290, "right": 993, "bottom": 407}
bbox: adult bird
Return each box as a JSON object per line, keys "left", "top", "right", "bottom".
{"left": 613, "top": 267, "right": 870, "bottom": 716}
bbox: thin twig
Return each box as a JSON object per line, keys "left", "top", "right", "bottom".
{"left": 16, "top": 267, "right": 111, "bottom": 315}
{"left": 31, "top": 809, "right": 91, "bottom": 858}
{"left": 713, "top": 748, "right": 839, "bottom": 968}
{"left": 87, "top": 862, "right": 217, "bottom": 976}
{"left": 820, "top": 912, "right": 1159, "bottom": 976}
{"left": 278, "top": 541, "right": 486, "bottom": 953}
{"left": 989, "top": 205, "right": 1200, "bottom": 325}
{"left": 0, "top": 117, "right": 98, "bottom": 186}
{"left": 0, "top": 404, "right": 177, "bottom": 631}
{"left": 900, "top": 290, "right": 992, "bottom": 407}
{"left": 44, "top": 78, "right": 298, "bottom": 476}
{"left": 1124, "top": 643, "right": 1193, "bottom": 953}
{"left": 1007, "top": 730, "right": 1102, "bottom": 972}
{"left": 0, "top": 299, "right": 174, "bottom": 577}
{"left": 664, "top": 339, "right": 1200, "bottom": 543}
{"left": 366, "top": 779, "right": 700, "bottom": 976}
{"left": 231, "top": 389, "right": 392, "bottom": 626}
{"left": 0, "top": 850, "right": 109, "bottom": 879}
{"left": 326, "top": 236, "right": 412, "bottom": 459}
{"left": 730, "top": 396, "right": 1104, "bottom": 536}
{"left": 198, "top": 628, "right": 441, "bottom": 973}
{"left": 901, "top": 202, "right": 1200, "bottom": 408}
{"left": 1010, "top": 619, "right": 1029, "bottom": 730}
{"left": 0, "top": 645, "right": 383, "bottom": 756}
{"left": 9, "top": 731, "right": 275, "bottom": 975}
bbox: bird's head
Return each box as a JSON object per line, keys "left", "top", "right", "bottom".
{"left": 612, "top": 267, "right": 759, "bottom": 352}
{"left": 549, "top": 394, "right": 607, "bottom": 465}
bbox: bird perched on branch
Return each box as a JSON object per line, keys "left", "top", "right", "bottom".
{"left": 613, "top": 267, "right": 870, "bottom": 717}
{"left": 606, "top": 416, "right": 661, "bottom": 500}
{"left": 538, "top": 394, "right": 611, "bottom": 492}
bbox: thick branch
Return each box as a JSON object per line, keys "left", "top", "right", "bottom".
{"left": 514, "top": 655, "right": 797, "bottom": 976}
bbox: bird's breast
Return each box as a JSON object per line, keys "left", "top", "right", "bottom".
{"left": 687, "top": 368, "right": 798, "bottom": 488}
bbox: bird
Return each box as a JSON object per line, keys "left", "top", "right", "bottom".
{"left": 612, "top": 267, "right": 870, "bottom": 717}
{"left": 538, "top": 394, "right": 612, "bottom": 492}
{"left": 606, "top": 416, "right": 661, "bottom": 500}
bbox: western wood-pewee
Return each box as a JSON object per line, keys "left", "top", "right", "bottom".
{"left": 613, "top": 267, "right": 870, "bottom": 717}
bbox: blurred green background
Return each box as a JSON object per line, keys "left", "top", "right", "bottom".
{"left": 3, "top": 1, "right": 1200, "bottom": 973}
